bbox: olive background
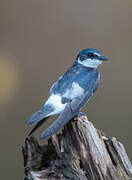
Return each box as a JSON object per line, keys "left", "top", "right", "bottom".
{"left": 0, "top": 0, "right": 132, "bottom": 179}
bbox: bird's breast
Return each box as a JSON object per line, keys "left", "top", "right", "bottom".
{"left": 45, "top": 94, "right": 66, "bottom": 113}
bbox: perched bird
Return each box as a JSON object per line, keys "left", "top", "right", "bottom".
{"left": 26, "top": 48, "right": 108, "bottom": 140}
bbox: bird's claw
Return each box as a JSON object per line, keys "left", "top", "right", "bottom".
{"left": 77, "top": 112, "right": 85, "bottom": 117}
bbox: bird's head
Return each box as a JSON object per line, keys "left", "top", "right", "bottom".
{"left": 76, "top": 48, "right": 108, "bottom": 68}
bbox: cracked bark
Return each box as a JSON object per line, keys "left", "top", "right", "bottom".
{"left": 22, "top": 115, "right": 132, "bottom": 180}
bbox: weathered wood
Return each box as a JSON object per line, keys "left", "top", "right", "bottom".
{"left": 22, "top": 115, "right": 132, "bottom": 180}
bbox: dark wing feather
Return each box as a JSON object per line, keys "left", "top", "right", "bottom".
{"left": 26, "top": 104, "right": 54, "bottom": 125}
{"left": 28, "top": 117, "right": 49, "bottom": 136}
{"left": 39, "top": 103, "right": 76, "bottom": 139}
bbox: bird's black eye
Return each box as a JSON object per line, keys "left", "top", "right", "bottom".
{"left": 88, "top": 52, "right": 94, "bottom": 58}
{"left": 88, "top": 53, "right": 98, "bottom": 59}
{"left": 79, "top": 55, "right": 87, "bottom": 61}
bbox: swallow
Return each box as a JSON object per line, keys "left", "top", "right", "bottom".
{"left": 26, "top": 48, "right": 108, "bottom": 139}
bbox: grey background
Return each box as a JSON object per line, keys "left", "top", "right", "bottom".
{"left": 0, "top": 0, "right": 132, "bottom": 179}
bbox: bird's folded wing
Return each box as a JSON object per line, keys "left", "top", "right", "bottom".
{"left": 40, "top": 102, "right": 75, "bottom": 139}
{"left": 39, "top": 86, "right": 94, "bottom": 140}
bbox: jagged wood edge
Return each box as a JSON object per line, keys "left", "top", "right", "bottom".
{"left": 22, "top": 115, "right": 132, "bottom": 180}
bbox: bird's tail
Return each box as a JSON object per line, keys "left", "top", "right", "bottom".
{"left": 26, "top": 104, "right": 54, "bottom": 126}
{"left": 39, "top": 103, "right": 77, "bottom": 140}
{"left": 28, "top": 118, "right": 49, "bottom": 136}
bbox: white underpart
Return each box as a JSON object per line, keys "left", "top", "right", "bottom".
{"left": 45, "top": 82, "right": 84, "bottom": 115}
{"left": 78, "top": 58, "right": 102, "bottom": 68}
{"left": 45, "top": 94, "right": 65, "bottom": 115}
{"left": 71, "top": 82, "right": 84, "bottom": 98}
{"left": 63, "top": 82, "right": 84, "bottom": 99}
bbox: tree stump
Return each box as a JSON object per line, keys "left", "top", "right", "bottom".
{"left": 22, "top": 115, "right": 132, "bottom": 180}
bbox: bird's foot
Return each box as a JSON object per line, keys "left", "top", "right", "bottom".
{"left": 77, "top": 112, "right": 85, "bottom": 117}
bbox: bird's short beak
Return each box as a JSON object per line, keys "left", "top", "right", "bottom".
{"left": 98, "top": 56, "right": 108, "bottom": 61}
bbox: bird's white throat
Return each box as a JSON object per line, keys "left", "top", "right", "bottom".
{"left": 78, "top": 58, "right": 102, "bottom": 68}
